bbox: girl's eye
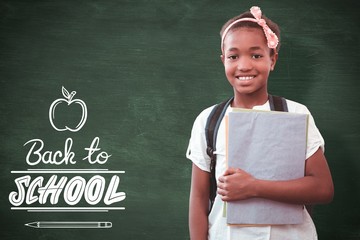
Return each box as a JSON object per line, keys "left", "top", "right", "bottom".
{"left": 227, "top": 55, "right": 238, "bottom": 60}
{"left": 252, "top": 54, "right": 263, "bottom": 59}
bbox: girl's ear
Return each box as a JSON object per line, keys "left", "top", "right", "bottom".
{"left": 220, "top": 54, "right": 225, "bottom": 64}
{"left": 270, "top": 52, "right": 278, "bottom": 71}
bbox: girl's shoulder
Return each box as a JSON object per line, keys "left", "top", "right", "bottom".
{"left": 192, "top": 104, "right": 218, "bottom": 128}
{"left": 284, "top": 98, "right": 311, "bottom": 114}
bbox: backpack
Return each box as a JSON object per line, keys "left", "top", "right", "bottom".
{"left": 205, "top": 94, "right": 288, "bottom": 212}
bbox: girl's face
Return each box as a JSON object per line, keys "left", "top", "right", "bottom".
{"left": 221, "top": 27, "right": 277, "bottom": 98}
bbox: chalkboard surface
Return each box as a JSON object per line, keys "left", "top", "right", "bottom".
{"left": 0, "top": 0, "right": 359, "bottom": 239}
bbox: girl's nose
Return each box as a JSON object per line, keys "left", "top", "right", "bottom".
{"left": 237, "top": 57, "right": 253, "bottom": 71}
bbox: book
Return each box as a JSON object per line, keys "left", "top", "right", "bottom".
{"left": 226, "top": 110, "right": 308, "bottom": 225}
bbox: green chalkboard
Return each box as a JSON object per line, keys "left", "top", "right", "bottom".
{"left": 0, "top": 0, "right": 359, "bottom": 239}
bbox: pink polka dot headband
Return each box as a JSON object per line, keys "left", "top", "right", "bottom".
{"left": 221, "top": 6, "right": 279, "bottom": 52}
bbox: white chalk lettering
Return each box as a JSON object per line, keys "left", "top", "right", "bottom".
{"left": 26, "top": 176, "right": 43, "bottom": 204}
{"left": 24, "top": 138, "right": 76, "bottom": 166}
{"left": 9, "top": 175, "right": 30, "bottom": 206}
{"left": 104, "top": 175, "right": 126, "bottom": 205}
{"left": 83, "top": 137, "right": 111, "bottom": 164}
{"left": 64, "top": 176, "right": 85, "bottom": 205}
{"left": 9, "top": 175, "right": 125, "bottom": 206}
{"left": 84, "top": 175, "right": 105, "bottom": 205}
{"left": 38, "top": 175, "right": 68, "bottom": 204}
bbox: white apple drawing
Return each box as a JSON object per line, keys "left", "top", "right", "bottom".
{"left": 49, "top": 86, "right": 88, "bottom": 132}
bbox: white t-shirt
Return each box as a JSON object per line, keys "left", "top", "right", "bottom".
{"left": 186, "top": 98, "right": 324, "bottom": 240}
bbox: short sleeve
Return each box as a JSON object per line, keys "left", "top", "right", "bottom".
{"left": 286, "top": 100, "right": 325, "bottom": 159}
{"left": 186, "top": 106, "right": 214, "bottom": 172}
{"left": 306, "top": 112, "right": 325, "bottom": 158}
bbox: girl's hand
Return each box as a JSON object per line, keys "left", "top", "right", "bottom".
{"left": 217, "top": 168, "right": 257, "bottom": 201}
{"left": 217, "top": 149, "right": 334, "bottom": 205}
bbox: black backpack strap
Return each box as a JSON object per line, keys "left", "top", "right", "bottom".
{"left": 205, "top": 95, "right": 288, "bottom": 213}
{"left": 205, "top": 97, "right": 233, "bottom": 213}
{"left": 269, "top": 94, "right": 288, "bottom": 112}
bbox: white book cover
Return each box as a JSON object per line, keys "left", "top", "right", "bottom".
{"left": 226, "top": 110, "right": 308, "bottom": 225}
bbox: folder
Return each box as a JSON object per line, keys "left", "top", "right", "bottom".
{"left": 226, "top": 110, "right": 308, "bottom": 225}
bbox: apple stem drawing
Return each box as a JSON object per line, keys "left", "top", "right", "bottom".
{"left": 49, "top": 87, "right": 88, "bottom": 132}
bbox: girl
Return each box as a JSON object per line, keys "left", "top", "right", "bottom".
{"left": 186, "top": 6, "right": 334, "bottom": 240}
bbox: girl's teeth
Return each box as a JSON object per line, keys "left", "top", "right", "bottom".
{"left": 237, "top": 76, "right": 254, "bottom": 81}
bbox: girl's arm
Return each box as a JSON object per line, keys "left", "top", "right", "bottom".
{"left": 189, "top": 164, "right": 210, "bottom": 240}
{"left": 217, "top": 148, "right": 334, "bottom": 204}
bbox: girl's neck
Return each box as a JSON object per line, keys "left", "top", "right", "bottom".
{"left": 231, "top": 92, "right": 269, "bottom": 109}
